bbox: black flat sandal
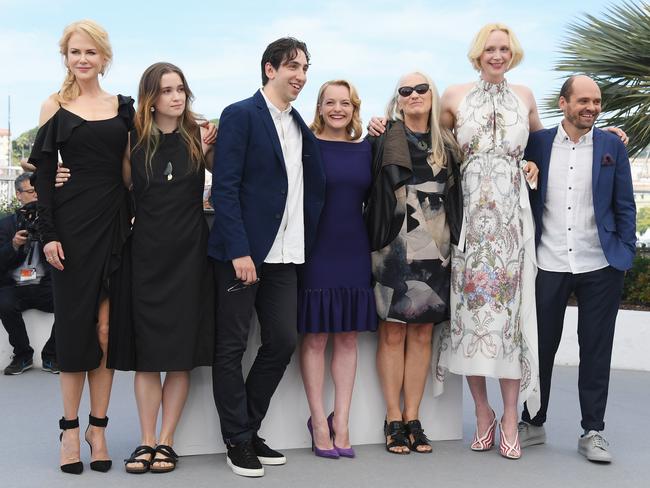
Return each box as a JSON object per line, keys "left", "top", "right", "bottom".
{"left": 150, "top": 444, "right": 179, "bottom": 473}
{"left": 384, "top": 419, "right": 410, "bottom": 455}
{"left": 85, "top": 414, "right": 112, "bottom": 472}
{"left": 59, "top": 417, "right": 83, "bottom": 475}
{"left": 124, "top": 445, "right": 156, "bottom": 474}
{"left": 405, "top": 419, "right": 432, "bottom": 453}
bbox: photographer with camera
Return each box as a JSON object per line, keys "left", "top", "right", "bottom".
{"left": 0, "top": 172, "right": 57, "bottom": 375}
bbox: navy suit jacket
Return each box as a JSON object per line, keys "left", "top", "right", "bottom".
{"left": 525, "top": 127, "right": 636, "bottom": 271}
{"left": 208, "top": 90, "right": 326, "bottom": 265}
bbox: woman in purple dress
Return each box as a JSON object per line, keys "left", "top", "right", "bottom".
{"left": 298, "top": 80, "right": 377, "bottom": 459}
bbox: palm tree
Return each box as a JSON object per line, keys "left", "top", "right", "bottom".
{"left": 545, "top": 1, "right": 650, "bottom": 157}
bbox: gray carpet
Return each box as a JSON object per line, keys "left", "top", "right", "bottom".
{"left": 1, "top": 365, "right": 647, "bottom": 488}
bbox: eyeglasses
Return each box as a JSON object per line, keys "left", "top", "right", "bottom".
{"left": 17, "top": 189, "right": 36, "bottom": 195}
{"left": 397, "top": 83, "right": 430, "bottom": 97}
{"left": 226, "top": 278, "right": 261, "bottom": 293}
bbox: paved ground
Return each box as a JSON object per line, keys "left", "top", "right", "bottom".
{"left": 1, "top": 365, "right": 648, "bottom": 488}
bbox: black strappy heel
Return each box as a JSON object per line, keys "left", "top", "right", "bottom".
{"left": 59, "top": 417, "right": 83, "bottom": 475}
{"left": 384, "top": 419, "right": 410, "bottom": 455}
{"left": 85, "top": 414, "right": 112, "bottom": 472}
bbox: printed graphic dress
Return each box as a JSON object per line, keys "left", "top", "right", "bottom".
{"left": 435, "top": 79, "right": 540, "bottom": 413}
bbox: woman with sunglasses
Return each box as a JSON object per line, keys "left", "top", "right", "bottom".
{"left": 298, "top": 80, "right": 377, "bottom": 460}
{"left": 365, "top": 72, "right": 461, "bottom": 455}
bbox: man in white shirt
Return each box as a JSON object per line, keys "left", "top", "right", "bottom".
{"left": 208, "top": 38, "right": 325, "bottom": 477}
{"left": 519, "top": 75, "right": 636, "bottom": 463}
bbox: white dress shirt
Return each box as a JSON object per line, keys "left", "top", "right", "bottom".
{"left": 260, "top": 88, "right": 305, "bottom": 264}
{"left": 537, "top": 123, "right": 609, "bottom": 274}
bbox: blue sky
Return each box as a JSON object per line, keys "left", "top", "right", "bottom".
{"left": 0, "top": 0, "right": 625, "bottom": 137}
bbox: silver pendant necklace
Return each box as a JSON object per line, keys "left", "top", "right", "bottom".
{"left": 164, "top": 162, "right": 173, "bottom": 181}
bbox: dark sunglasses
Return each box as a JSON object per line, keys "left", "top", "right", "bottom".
{"left": 227, "top": 278, "right": 260, "bottom": 293}
{"left": 398, "top": 83, "right": 430, "bottom": 97}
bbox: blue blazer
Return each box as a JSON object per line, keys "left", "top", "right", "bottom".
{"left": 525, "top": 127, "right": 636, "bottom": 271}
{"left": 208, "top": 90, "right": 326, "bottom": 265}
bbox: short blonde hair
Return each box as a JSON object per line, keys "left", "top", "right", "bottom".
{"left": 467, "top": 23, "right": 524, "bottom": 72}
{"left": 310, "top": 80, "right": 362, "bottom": 141}
{"left": 58, "top": 19, "right": 113, "bottom": 102}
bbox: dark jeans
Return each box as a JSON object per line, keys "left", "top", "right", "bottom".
{"left": 522, "top": 266, "right": 624, "bottom": 431}
{"left": 0, "top": 282, "right": 56, "bottom": 360}
{"left": 211, "top": 259, "right": 298, "bottom": 444}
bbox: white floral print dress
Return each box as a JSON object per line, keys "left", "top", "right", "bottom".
{"left": 434, "top": 78, "right": 540, "bottom": 413}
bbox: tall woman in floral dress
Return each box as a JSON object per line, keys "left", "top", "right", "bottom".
{"left": 435, "top": 23, "right": 541, "bottom": 459}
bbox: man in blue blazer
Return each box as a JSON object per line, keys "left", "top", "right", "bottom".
{"left": 208, "top": 37, "right": 325, "bottom": 477}
{"left": 519, "top": 75, "right": 636, "bottom": 463}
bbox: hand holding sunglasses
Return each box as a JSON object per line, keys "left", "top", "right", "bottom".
{"left": 398, "top": 83, "right": 430, "bottom": 97}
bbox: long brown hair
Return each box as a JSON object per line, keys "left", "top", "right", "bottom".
{"left": 58, "top": 19, "right": 112, "bottom": 103}
{"left": 134, "top": 62, "right": 205, "bottom": 178}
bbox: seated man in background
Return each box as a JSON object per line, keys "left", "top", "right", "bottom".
{"left": 0, "top": 172, "right": 57, "bottom": 375}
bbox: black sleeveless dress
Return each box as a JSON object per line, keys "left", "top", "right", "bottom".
{"left": 118, "top": 129, "right": 214, "bottom": 371}
{"left": 29, "top": 95, "right": 133, "bottom": 372}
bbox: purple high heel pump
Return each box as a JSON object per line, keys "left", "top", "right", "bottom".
{"left": 328, "top": 413, "right": 355, "bottom": 458}
{"left": 307, "top": 417, "right": 339, "bottom": 459}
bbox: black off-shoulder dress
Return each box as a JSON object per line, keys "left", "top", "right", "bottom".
{"left": 29, "top": 95, "right": 133, "bottom": 372}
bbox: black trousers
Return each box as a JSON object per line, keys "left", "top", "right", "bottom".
{"left": 0, "top": 282, "right": 56, "bottom": 360}
{"left": 211, "top": 259, "right": 298, "bottom": 444}
{"left": 522, "top": 266, "right": 624, "bottom": 431}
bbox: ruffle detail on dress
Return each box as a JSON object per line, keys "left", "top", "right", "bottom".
{"left": 298, "top": 287, "right": 378, "bottom": 333}
{"left": 29, "top": 94, "right": 134, "bottom": 167}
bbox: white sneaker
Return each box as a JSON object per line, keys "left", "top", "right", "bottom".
{"left": 578, "top": 431, "right": 612, "bottom": 463}
{"left": 518, "top": 421, "right": 546, "bottom": 448}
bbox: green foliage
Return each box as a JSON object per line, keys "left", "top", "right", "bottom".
{"left": 638, "top": 207, "right": 650, "bottom": 234}
{"left": 11, "top": 126, "right": 39, "bottom": 164}
{"left": 622, "top": 253, "right": 650, "bottom": 305}
{"left": 0, "top": 198, "right": 19, "bottom": 220}
{"left": 544, "top": 1, "right": 650, "bottom": 157}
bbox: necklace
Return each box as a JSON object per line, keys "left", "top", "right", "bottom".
{"left": 164, "top": 162, "right": 173, "bottom": 181}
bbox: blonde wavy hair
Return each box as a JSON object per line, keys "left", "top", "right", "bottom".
{"left": 385, "top": 71, "right": 459, "bottom": 168}
{"left": 467, "top": 23, "right": 524, "bottom": 72}
{"left": 310, "top": 80, "right": 362, "bottom": 141}
{"left": 57, "top": 19, "right": 112, "bottom": 103}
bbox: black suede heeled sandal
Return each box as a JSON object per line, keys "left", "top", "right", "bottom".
{"left": 85, "top": 414, "right": 112, "bottom": 472}
{"left": 150, "top": 444, "right": 179, "bottom": 474}
{"left": 405, "top": 419, "right": 432, "bottom": 453}
{"left": 59, "top": 417, "right": 83, "bottom": 475}
{"left": 124, "top": 445, "right": 156, "bottom": 474}
{"left": 384, "top": 419, "right": 410, "bottom": 455}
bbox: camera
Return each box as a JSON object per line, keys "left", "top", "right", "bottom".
{"left": 16, "top": 201, "right": 40, "bottom": 242}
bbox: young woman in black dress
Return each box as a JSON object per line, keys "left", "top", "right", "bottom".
{"left": 120, "top": 62, "right": 215, "bottom": 474}
{"left": 30, "top": 19, "right": 133, "bottom": 474}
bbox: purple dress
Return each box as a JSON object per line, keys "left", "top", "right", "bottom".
{"left": 297, "top": 139, "right": 377, "bottom": 333}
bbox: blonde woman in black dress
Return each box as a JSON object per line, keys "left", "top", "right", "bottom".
{"left": 30, "top": 20, "right": 133, "bottom": 474}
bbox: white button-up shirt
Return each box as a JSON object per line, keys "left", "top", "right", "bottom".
{"left": 537, "top": 123, "right": 609, "bottom": 274}
{"left": 260, "top": 88, "right": 305, "bottom": 264}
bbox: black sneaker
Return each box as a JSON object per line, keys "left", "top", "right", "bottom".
{"left": 226, "top": 439, "right": 264, "bottom": 477}
{"left": 252, "top": 434, "right": 286, "bottom": 465}
{"left": 3, "top": 356, "right": 33, "bottom": 375}
{"left": 41, "top": 357, "right": 60, "bottom": 374}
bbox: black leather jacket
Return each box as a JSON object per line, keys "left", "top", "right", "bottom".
{"left": 363, "top": 120, "right": 463, "bottom": 251}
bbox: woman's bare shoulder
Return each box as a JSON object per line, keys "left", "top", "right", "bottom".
{"left": 38, "top": 94, "right": 61, "bottom": 126}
